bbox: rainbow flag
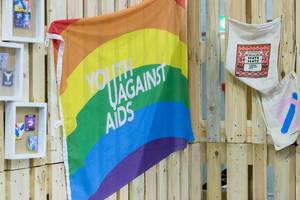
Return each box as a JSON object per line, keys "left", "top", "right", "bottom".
{"left": 47, "top": 0, "right": 194, "bottom": 199}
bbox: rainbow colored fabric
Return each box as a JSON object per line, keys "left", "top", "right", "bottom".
{"left": 48, "top": 0, "right": 194, "bottom": 199}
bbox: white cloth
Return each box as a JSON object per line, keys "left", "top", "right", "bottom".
{"left": 261, "top": 72, "right": 300, "bottom": 150}
{"left": 226, "top": 17, "right": 282, "bottom": 94}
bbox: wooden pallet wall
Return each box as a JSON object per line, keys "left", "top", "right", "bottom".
{"left": 0, "top": 0, "right": 300, "bottom": 199}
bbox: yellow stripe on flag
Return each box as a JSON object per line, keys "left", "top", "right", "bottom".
{"left": 61, "top": 28, "right": 187, "bottom": 137}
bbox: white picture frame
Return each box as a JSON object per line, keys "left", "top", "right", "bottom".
{"left": 0, "top": 42, "right": 24, "bottom": 101}
{"left": 2, "top": 0, "right": 45, "bottom": 43}
{"left": 5, "top": 102, "right": 47, "bottom": 159}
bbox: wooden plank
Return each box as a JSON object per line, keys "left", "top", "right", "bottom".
{"left": 207, "top": 143, "right": 221, "bottom": 200}
{"left": 273, "top": 0, "right": 295, "bottom": 77}
{"left": 30, "top": 43, "right": 47, "bottom": 167}
{"left": 100, "top": 0, "right": 115, "bottom": 14}
{"left": 297, "top": 147, "right": 300, "bottom": 200}
{"left": 272, "top": 1, "right": 296, "bottom": 200}
{"left": 0, "top": 103, "right": 4, "bottom": 173}
{"left": 274, "top": 146, "right": 296, "bottom": 200}
{"left": 129, "top": 174, "right": 145, "bottom": 200}
{"left": 128, "top": 0, "right": 142, "bottom": 7}
{"left": 67, "top": 0, "right": 83, "bottom": 18}
{"left": 168, "top": 152, "right": 180, "bottom": 200}
{"left": 84, "top": 0, "right": 99, "bottom": 17}
{"left": 206, "top": 0, "right": 221, "bottom": 142}
{"left": 145, "top": 166, "right": 157, "bottom": 200}
{"left": 0, "top": 172, "right": 4, "bottom": 200}
{"left": 180, "top": 146, "right": 189, "bottom": 200}
{"left": 227, "top": 144, "right": 248, "bottom": 200}
{"left": 46, "top": 0, "right": 66, "bottom": 165}
{"left": 118, "top": 185, "right": 129, "bottom": 200}
{"left": 48, "top": 163, "right": 67, "bottom": 200}
{"left": 157, "top": 159, "right": 167, "bottom": 200}
{"left": 297, "top": 1, "right": 300, "bottom": 199}
{"left": 188, "top": 0, "right": 202, "bottom": 142}
{"left": 6, "top": 168, "right": 30, "bottom": 200}
{"left": 30, "top": 165, "right": 48, "bottom": 200}
{"left": 225, "top": 0, "right": 247, "bottom": 143}
{"left": 115, "top": 0, "right": 128, "bottom": 11}
{"left": 189, "top": 143, "right": 201, "bottom": 200}
{"left": 252, "top": 144, "right": 267, "bottom": 200}
{"left": 250, "top": 0, "right": 267, "bottom": 144}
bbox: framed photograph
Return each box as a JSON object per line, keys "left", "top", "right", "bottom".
{"left": 2, "top": 0, "right": 45, "bottom": 43}
{"left": 5, "top": 102, "right": 47, "bottom": 159}
{"left": 0, "top": 42, "right": 24, "bottom": 101}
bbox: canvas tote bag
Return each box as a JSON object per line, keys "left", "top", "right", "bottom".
{"left": 226, "top": 17, "right": 282, "bottom": 94}
{"left": 261, "top": 72, "right": 300, "bottom": 150}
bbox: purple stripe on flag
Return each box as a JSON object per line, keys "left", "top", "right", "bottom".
{"left": 90, "top": 137, "right": 187, "bottom": 200}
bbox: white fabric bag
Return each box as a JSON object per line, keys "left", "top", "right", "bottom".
{"left": 226, "top": 17, "right": 282, "bottom": 94}
{"left": 261, "top": 72, "right": 300, "bottom": 150}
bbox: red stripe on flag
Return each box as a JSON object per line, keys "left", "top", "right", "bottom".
{"left": 176, "top": 0, "right": 185, "bottom": 8}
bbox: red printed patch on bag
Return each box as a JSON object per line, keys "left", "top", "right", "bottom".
{"left": 235, "top": 44, "right": 271, "bottom": 78}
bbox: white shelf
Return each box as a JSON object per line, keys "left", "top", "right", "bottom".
{"left": 2, "top": 0, "right": 45, "bottom": 43}
{"left": 5, "top": 102, "right": 47, "bottom": 159}
{"left": 0, "top": 42, "right": 24, "bottom": 101}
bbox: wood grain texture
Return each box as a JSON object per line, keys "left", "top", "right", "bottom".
{"left": 188, "top": 0, "right": 202, "bottom": 142}
{"left": 225, "top": 0, "right": 248, "bottom": 143}
{"left": 207, "top": 143, "right": 221, "bottom": 200}
{"left": 189, "top": 143, "right": 201, "bottom": 200}
{"left": 227, "top": 144, "right": 248, "bottom": 200}
{"left": 6, "top": 168, "right": 30, "bottom": 200}
{"left": 206, "top": 0, "right": 221, "bottom": 142}
{"left": 30, "top": 166, "right": 48, "bottom": 200}
{"left": 48, "top": 164, "right": 67, "bottom": 200}
{"left": 168, "top": 153, "right": 180, "bottom": 200}
{"left": 274, "top": 146, "right": 296, "bottom": 200}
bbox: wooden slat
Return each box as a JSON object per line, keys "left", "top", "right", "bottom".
{"left": 188, "top": 0, "right": 202, "bottom": 142}
{"left": 272, "top": 1, "right": 296, "bottom": 200}
{"left": 252, "top": 144, "right": 267, "bottom": 200}
{"left": 274, "top": 146, "right": 296, "bottom": 200}
{"left": 189, "top": 143, "right": 201, "bottom": 200}
{"left": 225, "top": 0, "right": 247, "bottom": 143}
{"left": 157, "top": 159, "right": 167, "bottom": 200}
{"left": 180, "top": 146, "right": 189, "bottom": 200}
{"left": 248, "top": 1, "right": 268, "bottom": 199}
{"left": 46, "top": 0, "right": 66, "bottom": 165}
{"left": 67, "top": 0, "right": 83, "bottom": 18}
{"left": 206, "top": 0, "right": 221, "bottom": 142}
{"left": 0, "top": 172, "right": 4, "bottom": 200}
{"left": 250, "top": 0, "right": 267, "bottom": 144}
{"left": 84, "top": 0, "right": 99, "bottom": 17}
{"left": 48, "top": 163, "right": 67, "bottom": 200}
{"left": 297, "top": 147, "right": 300, "bottom": 200}
{"left": 30, "top": 42, "right": 47, "bottom": 167}
{"left": 128, "top": 0, "right": 142, "bottom": 7}
{"left": 118, "top": 185, "right": 129, "bottom": 200}
{"left": 168, "top": 152, "right": 180, "bottom": 200}
{"left": 101, "top": 0, "right": 115, "bottom": 14}
{"left": 145, "top": 166, "right": 157, "bottom": 200}
{"left": 0, "top": 103, "right": 4, "bottom": 172}
{"left": 207, "top": 143, "right": 221, "bottom": 200}
{"left": 227, "top": 144, "right": 248, "bottom": 200}
{"left": 6, "top": 168, "right": 30, "bottom": 200}
{"left": 273, "top": 0, "right": 295, "bottom": 77}
{"left": 129, "top": 174, "right": 145, "bottom": 200}
{"left": 296, "top": 0, "right": 300, "bottom": 199}
{"left": 30, "top": 166, "right": 48, "bottom": 200}
{"left": 115, "top": 0, "right": 128, "bottom": 11}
